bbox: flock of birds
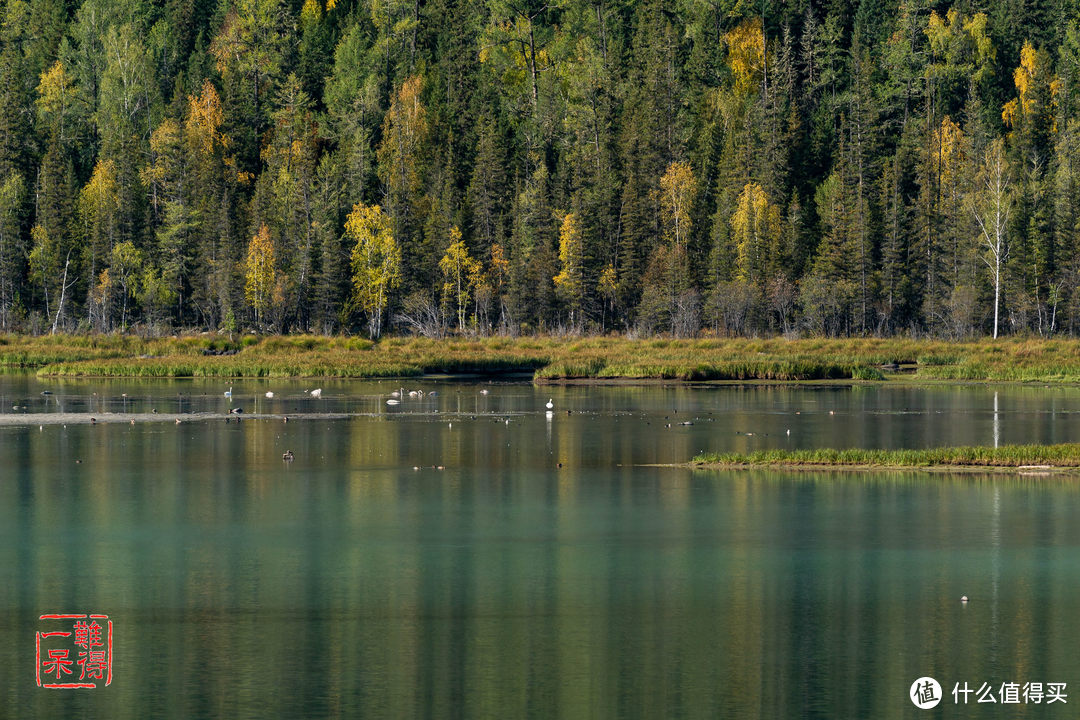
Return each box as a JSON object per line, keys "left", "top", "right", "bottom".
{"left": 70, "top": 385, "right": 799, "bottom": 467}
{"left": 385, "top": 387, "right": 439, "bottom": 405}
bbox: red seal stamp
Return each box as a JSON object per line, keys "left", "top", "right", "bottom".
{"left": 36, "top": 614, "right": 113, "bottom": 689}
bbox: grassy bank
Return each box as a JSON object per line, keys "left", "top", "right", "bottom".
{"left": 4, "top": 333, "right": 1080, "bottom": 381}
{"left": 692, "top": 444, "right": 1080, "bottom": 468}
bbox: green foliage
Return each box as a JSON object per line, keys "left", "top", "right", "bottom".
{"left": 3, "top": 0, "right": 1080, "bottom": 339}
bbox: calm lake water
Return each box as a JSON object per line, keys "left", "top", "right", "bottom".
{"left": 3, "top": 376, "right": 1080, "bottom": 718}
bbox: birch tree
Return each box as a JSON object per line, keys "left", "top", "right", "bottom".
{"left": 970, "top": 138, "right": 1012, "bottom": 339}
{"left": 346, "top": 202, "right": 400, "bottom": 338}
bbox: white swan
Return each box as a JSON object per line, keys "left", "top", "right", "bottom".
{"left": 546, "top": 399, "right": 553, "bottom": 409}
{"left": 480, "top": 389, "right": 489, "bottom": 395}
{"left": 310, "top": 388, "right": 322, "bottom": 398}
{"left": 265, "top": 391, "right": 274, "bottom": 398}
{"left": 409, "top": 390, "right": 419, "bottom": 397}
{"left": 224, "top": 386, "right": 232, "bottom": 397}
{"left": 386, "top": 399, "right": 400, "bottom": 405}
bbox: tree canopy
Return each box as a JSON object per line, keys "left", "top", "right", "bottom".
{"left": 0, "top": 0, "right": 1078, "bottom": 338}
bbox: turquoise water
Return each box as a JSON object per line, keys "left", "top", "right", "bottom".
{"left": 2, "top": 378, "right": 1080, "bottom": 717}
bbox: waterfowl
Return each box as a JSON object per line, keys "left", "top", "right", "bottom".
{"left": 310, "top": 388, "right": 322, "bottom": 398}
{"left": 265, "top": 391, "right": 274, "bottom": 398}
{"left": 230, "top": 407, "right": 244, "bottom": 414}
{"left": 90, "top": 417, "right": 96, "bottom": 424}
{"left": 224, "top": 387, "right": 232, "bottom": 397}
{"left": 386, "top": 399, "right": 401, "bottom": 405}
{"left": 480, "top": 389, "right": 489, "bottom": 395}
{"left": 546, "top": 399, "right": 553, "bottom": 409}
{"left": 391, "top": 388, "right": 404, "bottom": 398}
{"left": 175, "top": 418, "right": 182, "bottom": 424}
{"left": 409, "top": 390, "right": 419, "bottom": 397}
{"left": 282, "top": 450, "right": 294, "bottom": 461}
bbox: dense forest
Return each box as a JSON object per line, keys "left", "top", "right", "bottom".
{"left": 0, "top": 0, "right": 1077, "bottom": 338}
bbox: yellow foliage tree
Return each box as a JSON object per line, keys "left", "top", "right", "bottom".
{"left": 726, "top": 18, "right": 766, "bottom": 96}
{"left": 377, "top": 76, "right": 427, "bottom": 219}
{"left": 187, "top": 80, "right": 229, "bottom": 158}
{"left": 1003, "top": 41, "right": 1059, "bottom": 135}
{"left": 439, "top": 226, "right": 480, "bottom": 331}
{"left": 553, "top": 212, "right": 585, "bottom": 326}
{"left": 732, "top": 182, "right": 782, "bottom": 285}
{"left": 660, "top": 162, "right": 697, "bottom": 249}
{"left": 79, "top": 159, "right": 120, "bottom": 290}
{"left": 598, "top": 263, "right": 618, "bottom": 331}
{"left": 36, "top": 61, "right": 75, "bottom": 139}
{"left": 346, "top": 202, "right": 401, "bottom": 338}
{"left": 245, "top": 224, "right": 277, "bottom": 329}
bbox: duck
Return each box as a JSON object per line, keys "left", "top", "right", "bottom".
{"left": 310, "top": 388, "right": 322, "bottom": 398}
{"left": 230, "top": 407, "right": 244, "bottom": 414}
{"left": 480, "top": 389, "right": 489, "bottom": 395}
{"left": 175, "top": 418, "right": 182, "bottom": 424}
{"left": 282, "top": 450, "right": 294, "bottom": 461}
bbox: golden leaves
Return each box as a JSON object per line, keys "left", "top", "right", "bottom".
{"left": 300, "top": 0, "right": 322, "bottom": 24}
{"left": 725, "top": 19, "right": 766, "bottom": 96}
{"left": 440, "top": 227, "right": 481, "bottom": 328}
{"left": 660, "top": 162, "right": 697, "bottom": 248}
{"left": 1002, "top": 41, "right": 1058, "bottom": 133}
{"left": 732, "top": 182, "right": 782, "bottom": 283}
{"left": 377, "top": 76, "right": 427, "bottom": 201}
{"left": 346, "top": 202, "right": 401, "bottom": 322}
{"left": 36, "top": 61, "right": 73, "bottom": 116}
{"left": 553, "top": 212, "right": 583, "bottom": 294}
{"left": 187, "top": 80, "right": 228, "bottom": 156}
{"left": 245, "top": 224, "right": 277, "bottom": 317}
{"left": 929, "top": 116, "right": 967, "bottom": 185}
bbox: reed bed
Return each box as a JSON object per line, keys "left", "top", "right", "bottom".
{"left": 693, "top": 444, "right": 1080, "bottom": 468}
{"left": 3, "top": 333, "right": 1080, "bottom": 381}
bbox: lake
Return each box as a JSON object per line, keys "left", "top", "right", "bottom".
{"left": 2, "top": 376, "right": 1079, "bottom": 718}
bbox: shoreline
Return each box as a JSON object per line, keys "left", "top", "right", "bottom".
{"left": 685, "top": 462, "right": 1077, "bottom": 475}
{"left": 8, "top": 334, "right": 1080, "bottom": 383}
{"left": 690, "top": 444, "right": 1080, "bottom": 473}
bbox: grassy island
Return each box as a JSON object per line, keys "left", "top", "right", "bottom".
{"left": 5, "top": 334, "right": 1080, "bottom": 383}
{"left": 692, "top": 444, "right": 1080, "bottom": 469}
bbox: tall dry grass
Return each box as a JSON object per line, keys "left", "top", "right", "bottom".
{"left": 4, "top": 333, "right": 1080, "bottom": 381}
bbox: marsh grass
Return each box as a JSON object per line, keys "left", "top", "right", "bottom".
{"left": 4, "top": 333, "right": 1080, "bottom": 381}
{"left": 693, "top": 444, "right": 1080, "bottom": 468}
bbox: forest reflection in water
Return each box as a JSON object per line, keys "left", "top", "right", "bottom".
{"left": 2, "top": 378, "right": 1080, "bottom": 718}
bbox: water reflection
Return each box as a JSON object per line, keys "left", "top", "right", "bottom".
{"left": 2, "top": 378, "right": 1080, "bottom": 717}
